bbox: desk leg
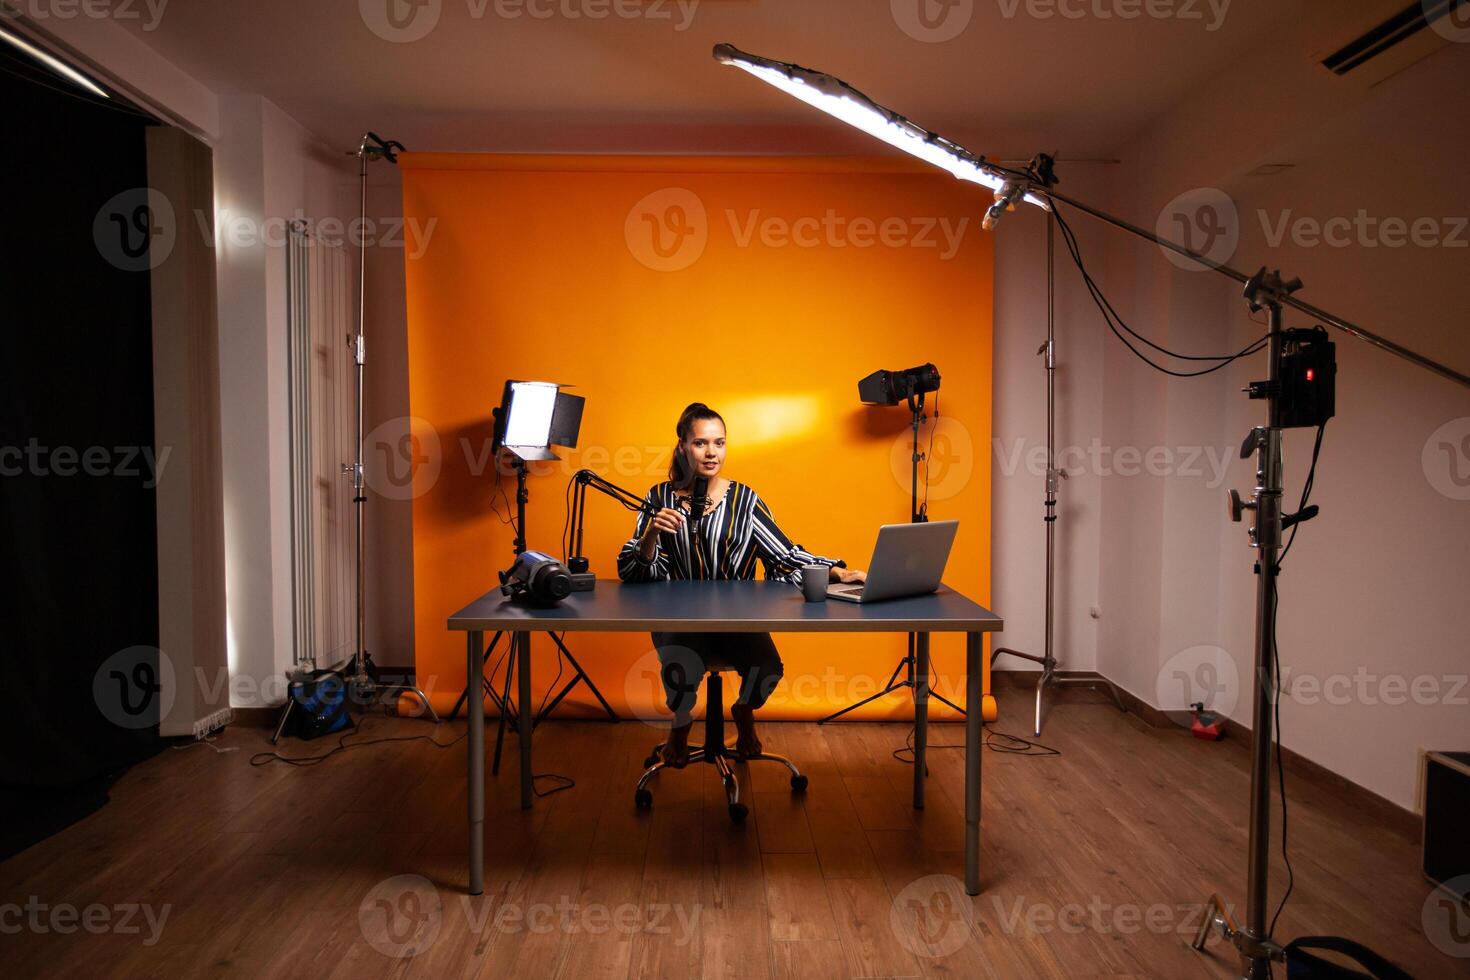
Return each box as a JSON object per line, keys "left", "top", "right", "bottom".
{"left": 913, "top": 631, "right": 929, "bottom": 810}
{"left": 965, "top": 631, "right": 983, "bottom": 895}
{"left": 466, "top": 630, "right": 485, "bottom": 896}
{"left": 517, "top": 630, "right": 533, "bottom": 809}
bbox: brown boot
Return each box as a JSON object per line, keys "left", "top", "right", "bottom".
{"left": 730, "top": 703, "right": 762, "bottom": 759}
{"left": 660, "top": 720, "right": 694, "bottom": 768}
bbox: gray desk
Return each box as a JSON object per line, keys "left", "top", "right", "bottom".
{"left": 447, "top": 579, "right": 1002, "bottom": 895}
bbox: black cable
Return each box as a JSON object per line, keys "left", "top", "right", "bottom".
{"left": 1051, "top": 207, "right": 1271, "bottom": 378}
{"left": 489, "top": 463, "right": 516, "bottom": 529}
{"left": 1268, "top": 573, "right": 1294, "bottom": 939}
{"left": 1279, "top": 423, "right": 1325, "bottom": 567}
{"left": 250, "top": 719, "right": 466, "bottom": 768}
{"left": 891, "top": 721, "right": 1061, "bottom": 767}
{"left": 920, "top": 391, "right": 939, "bottom": 519}
{"left": 1264, "top": 423, "right": 1324, "bottom": 937}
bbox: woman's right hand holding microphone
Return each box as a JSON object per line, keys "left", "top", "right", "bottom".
{"left": 638, "top": 506, "right": 685, "bottom": 558}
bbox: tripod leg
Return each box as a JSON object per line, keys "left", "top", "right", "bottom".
{"left": 492, "top": 640, "right": 515, "bottom": 776}
{"left": 271, "top": 697, "right": 295, "bottom": 745}
{"left": 545, "top": 632, "right": 619, "bottom": 722}
{"left": 816, "top": 677, "right": 911, "bottom": 725}
{"left": 930, "top": 690, "right": 968, "bottom": 716}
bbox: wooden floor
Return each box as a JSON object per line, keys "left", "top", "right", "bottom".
{"left": 1, "top": 688, "right": 1462, "bottom": 979}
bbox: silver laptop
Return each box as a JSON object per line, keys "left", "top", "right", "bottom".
{"left": 827, "top": 520, "right": 959, "bottom": 603}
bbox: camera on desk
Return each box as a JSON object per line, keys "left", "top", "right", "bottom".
{"left": 499, "top": 551, "right": 576, "bottom": 606}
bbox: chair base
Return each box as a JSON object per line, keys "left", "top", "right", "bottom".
{"left": 632, "top": 672, "right": 808, "bottom": 823}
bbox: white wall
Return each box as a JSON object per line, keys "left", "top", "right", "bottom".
{"left": 1093, "top": 39, "right": 1470, "bottom": 811}
{"left": 32, "top": 14, "right": 357, "bottom": 708}
{"left": 991, "top": 168, "right": 1118, "bottom": 675}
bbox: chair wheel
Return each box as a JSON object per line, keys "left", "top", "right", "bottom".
{"left": 728, "top": 803, "right": 748, "bottom": 824}
{"left": 643, "top": 754, "right": 658, "bottom": 768}
{"left": 635, "top": 788, "right": 653, "bottom": 810}
{"left": 790, "top": 774, "right": 808, "bottom": 793}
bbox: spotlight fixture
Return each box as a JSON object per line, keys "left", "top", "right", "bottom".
{"left": 712, "top": 43, "right": 1048, "bottom": 218}
{"left": 858, "top": 364, "right": 941, "bottom": 406}
{"left": 0, "top": 26, "right": 110, "bottom": 99}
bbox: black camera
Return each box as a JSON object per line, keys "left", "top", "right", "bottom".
{"left": 499, "top": 551, "right": 573, "bottom": 606}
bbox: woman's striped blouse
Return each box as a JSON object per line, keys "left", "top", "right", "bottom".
{"left": 616, "top": 480, "right": 845, "bottom": 585}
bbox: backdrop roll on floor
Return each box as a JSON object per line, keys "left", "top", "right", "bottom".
{"left": 399, "top": 153, "right": 993, "bottom": 721}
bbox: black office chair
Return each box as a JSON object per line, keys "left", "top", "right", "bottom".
{"left": 633, "top": 659, "right": 807, "bottom": 823}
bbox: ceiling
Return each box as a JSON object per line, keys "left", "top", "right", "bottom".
{"left": 96, "top": 0, "right": 1300, "bottom": 158}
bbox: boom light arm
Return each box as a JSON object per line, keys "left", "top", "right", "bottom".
{"left": 713, "top": 43, "right": 1049, "bottom": 212}
{"left": 712, "top": 43, "right": 1468, "bottom": 389}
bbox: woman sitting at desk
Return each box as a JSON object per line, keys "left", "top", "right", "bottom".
{"left": 617, "top": 402, "right": 866, "bottom": 768}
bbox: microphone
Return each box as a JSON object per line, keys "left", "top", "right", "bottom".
{"left": 983, "top": 179, "right": 1027, "bottom": 231}
{"left": 688, "top": 474, "right": 709, "bottom": 546}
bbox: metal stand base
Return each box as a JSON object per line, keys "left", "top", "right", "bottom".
{"left": 817, "top": 636, "right": 963, "bottom": 724}
{"left": 1191, "top": 892, "right": 1283, "bottom": 977}
{"left": 989, "top": 646, "right": 1125, "bottom": 736}
{"left": 446, "top": 629, "right": 617, "bottom": 775}
{"left": 343, "top": 653, "right": 440, "bottom": 723}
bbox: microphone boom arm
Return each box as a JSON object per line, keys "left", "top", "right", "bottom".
{"left": 569, "top": 469, "right": 661, "bottom": 574}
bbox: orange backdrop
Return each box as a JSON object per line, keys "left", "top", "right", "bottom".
{"left": 400, "top": 153, "right": 992, "bottom": 721}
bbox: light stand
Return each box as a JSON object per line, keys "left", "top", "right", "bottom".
{"left": 989, "top": 203, "right": 1125, "bottom": 736}
{"left": 445, "top": 413, "right": 618, "bottom": 774}
{"left": 818, "top": 385, "right": 967, "bottom": 724}
{"left": 711, "top": 44, "right": 1468, "bottom": 978}
{"left": 338, "top": 131, "right": 436, "bottom": 722}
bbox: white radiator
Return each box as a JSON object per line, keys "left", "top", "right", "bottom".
{"left": 286, "top": 223, "right": 354, "bottom": 671}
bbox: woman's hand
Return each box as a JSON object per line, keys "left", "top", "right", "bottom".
{"left": 830, "top": 566, "right": 866, "bottom": 585}
{"left": 641, "top": 507, "right": 685, "bottom": 541}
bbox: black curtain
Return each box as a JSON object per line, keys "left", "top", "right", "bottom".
{"left": 0, "top": 56, "right": 165, "bottom": 857}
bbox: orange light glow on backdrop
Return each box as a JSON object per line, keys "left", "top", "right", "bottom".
{"left": 400, "top": 153, "right": 992, "bottom": 721}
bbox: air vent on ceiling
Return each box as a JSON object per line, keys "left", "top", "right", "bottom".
{"left": 1306, "top": 0, "right": 1458, "bottom": 85}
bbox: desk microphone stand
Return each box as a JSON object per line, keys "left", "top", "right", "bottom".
{"left": 818, "top": 390, "right": 966, "bottom": 724}
{"left": 446, "top": 455, "right": 617, "bottom": 776}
